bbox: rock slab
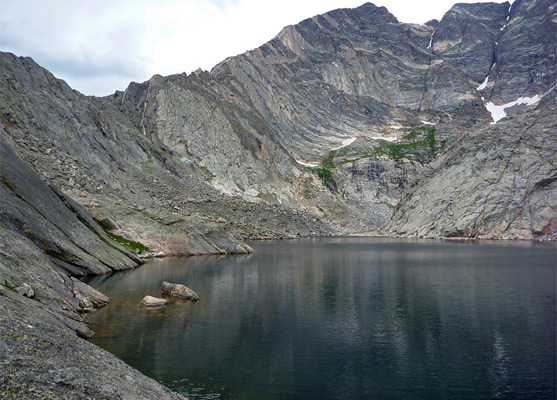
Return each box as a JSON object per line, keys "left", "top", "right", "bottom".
{"left": 162, "top": 281, "right": 200, "bottom": 301}
{"left": 141, "top": 295, "right": 168, "bottom": 307}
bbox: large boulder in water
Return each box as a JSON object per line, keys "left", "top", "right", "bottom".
{"left": 161, "top": 281, "right": 200, "bottom": 301}
{"left": 141, "top": 295, "right": 168, "bottom": 307}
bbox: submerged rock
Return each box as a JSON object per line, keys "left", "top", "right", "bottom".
{"left": 161, "top": 281, "right": 200, "bottom": 301}
{"left": 141, "top": 295, "right": 168, "bottom": 307}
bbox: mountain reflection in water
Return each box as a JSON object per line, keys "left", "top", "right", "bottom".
{"left": 86, "top": 238, "right": 556, "bottom": 400}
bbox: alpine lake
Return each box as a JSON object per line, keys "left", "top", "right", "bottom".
{"left": 85, "top": 238, "right": 556, "bottom": 400}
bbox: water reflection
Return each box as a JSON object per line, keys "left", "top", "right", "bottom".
{"left": 86, "top": 238, "right": 556, "bottom": 400}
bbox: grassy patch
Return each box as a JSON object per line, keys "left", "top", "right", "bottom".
{"left": 106, "top": 231, "right": 150, "bottom": 253}
{"left": 256, "top": 192, "right": 275, "bottom": 202}
{"left": 340, "top": 126, "right": 443, "bottom": 164}
{"left": 313, "top": 151, "right": 338, "bottom": 191}
{"left": 0, "top": 178, "right": 14, "bottom": 190}
{"left": 0, "top": 282, "right": 17, "bottom": 292}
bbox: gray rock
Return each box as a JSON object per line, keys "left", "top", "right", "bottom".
{"left": 431, "top": 2, "right": 510, "bottom": 83}
{"left": 71, "top": 277, "right": 110, "bottom": 309}
{"left": 386, "top": 90, "right": 557, "bottom": 240}
{"left": 0, "top": 285, "right": 186, "bottom": 399}
{"left": 0, "top": 136, "right": 141, "bottom": 276}
{"left": 17, "top": 283, "right": 34, "bottom": 298}
{"left": 162, "top": 281, "right": 200, "bottom": 301}
{"left": 141, "top": 295, "right": 168, "bottom": 307}
{"left": 488, "top": 0, "right": 556, "bottom": 104}
{"left": 88, "top": 206, "right": 120, "bottom": 230}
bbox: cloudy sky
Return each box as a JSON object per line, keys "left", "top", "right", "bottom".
{"left": 1, "top": 0, "right": 511, "bottom": 96}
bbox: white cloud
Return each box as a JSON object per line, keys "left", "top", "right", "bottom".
{"left": 0, "top": 0, "right": 511, "bottom": 96}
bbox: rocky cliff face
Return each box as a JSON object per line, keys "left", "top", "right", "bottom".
{"left": 3, "top": 1, "right": 552, "bottom": 247}
{"left": 210, "top": 2, "right": 488, "bottom": 161}
{"left": 387, "top": 89, "right": 557, "bottom": 239}
{"left": 0, "top": 51, "right": 333, "bottom": 255}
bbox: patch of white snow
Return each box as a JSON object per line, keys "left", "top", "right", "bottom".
{"left": 477, "top": 75, "right": 489, "bottom": 91}
{"left": 330, "top": 137, "right": 357, "bottom": 151}
{"left": 485, "top": 102, "right": 507, "bottom": 124}
{"left": 295, "top": 158, "right": 320, "bottom": 168}
{"left": 390, "top": 125, "right": 403, "bottom": 130}
{"left": 427, "top": 29, "right": 436, "bottom": 50}
{"left": 484, "top": 94, "right": 543, "bottom": 124}
{"left": 421, "top": 120, "right": 435, "bottom": 125}
{"left": 368, "top": 135, "right": 397, "bottom": 142}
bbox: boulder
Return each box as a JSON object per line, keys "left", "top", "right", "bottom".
{"left": 161, "top": 281, "right": 200, "bottom": 301}
{"left": 141, "top": 295, "right": 168, "bottom": 307}
{"left": 71, "top": 277, "right": 110, "bottom": 309}
{"left": 17, "top": 283, "right": 35, "bottom": 298}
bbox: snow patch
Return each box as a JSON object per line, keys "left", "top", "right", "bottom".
{"left": 477, "top": 75, "right": 489, "bottom": 91}
{"left": 330, "top": 137, "right": 357, "bottom": 151}
{"left": 484, "top": 94, "right": 543, "bottom": 124}
{"left": 390, "top": 125, "right": 403, "bottom": 130}
{"left": 421, "top": 120, "right": 435, "bottom": 126}
{"left": 427, "top": 29, "right": 436, "bottom": 50}
{"left": 368, "top": 135, "right": 397, "bottom": 142}
{"left": 295, "top": 158, "right": 320, "bottom": 168}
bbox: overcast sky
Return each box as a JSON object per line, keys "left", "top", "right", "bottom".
{"left": 1, "top": 0, "right": 512, "bottom": 96}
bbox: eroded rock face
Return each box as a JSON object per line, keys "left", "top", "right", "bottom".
{"left": 2, "top": 0, "right": 554, "bottom": 243}
{"left": 0, "top": 136, "right": 140, "bottom": 276}
{"left": 487, "top": 0, "right": 556, "bottom": 104}
{"left": 387, "top": 90, "right": 557, "bottom": 240}
{"left": 431, "top": 2, "right": 510, "bottom": 83}
{"left": 209, "top": 2, "right": 487, "bottom": 162}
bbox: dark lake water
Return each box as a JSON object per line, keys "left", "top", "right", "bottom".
{"left": 85, "top": 238, "right": 556, "bottom": 400}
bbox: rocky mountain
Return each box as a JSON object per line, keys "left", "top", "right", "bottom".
{"left": 386, "top": 89, "right": 557, "bottom": 239}
{"left": 0, "top": 0, "right": 555, "bottom": 397}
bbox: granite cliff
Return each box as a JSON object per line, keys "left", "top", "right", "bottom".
{"left": 0, "top": 0, "right": 555, "bottom": 398}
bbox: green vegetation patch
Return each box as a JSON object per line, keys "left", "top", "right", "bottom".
{"left": 314, "top": 151, "right": 338, "bottom": 191}
{"left": 0, "top": 178, "right": 15, "bottom": 190}
{"left": 106, "top": 231, "right": 150, "bottom": 253}
{"left": 0, "top": 282, "right": 17, "bottom": 292}
{"left": 338, "top": 126, "right": 444, "bottom": 164}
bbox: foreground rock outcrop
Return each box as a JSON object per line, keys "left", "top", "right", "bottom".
{"left": 0, "top": 281, "right": 185, "bottom": 399}
{"left": 0, "top": 134, "right": 186, "bottom": 397}
{"left": 0, "top": 227, "right": 186, "bottom": 399}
